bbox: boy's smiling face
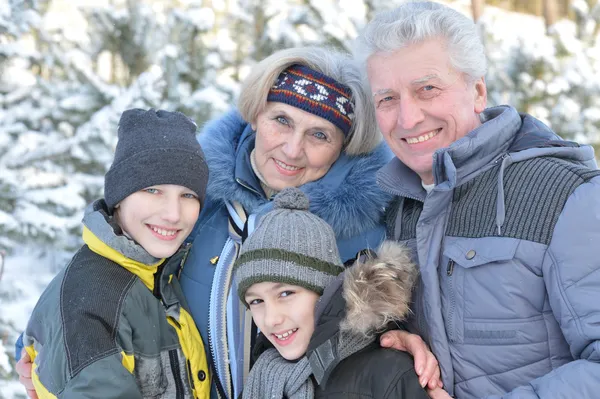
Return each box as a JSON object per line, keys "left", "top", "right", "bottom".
{"left": 115, "top": 184, "right": 200, "bottom": 258}
{"left": 245, "top": 282, "right": 320, "bottom": 361}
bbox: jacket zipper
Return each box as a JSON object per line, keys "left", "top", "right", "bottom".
{"left": 208, "top": 239, "right": 236, "bottom": 399}
{"left": 446, "top": 259, "right": 456, "bottom": 342}
{"left": 235, "top": 177, "right": 262, "bottom": 196}
{"left": 169, "top": 349, "right": 185, "bottom": 399}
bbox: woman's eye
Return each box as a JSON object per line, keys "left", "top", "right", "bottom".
{"left": 276, "top": 116, "right": 289, "bottom": 125}
{"left": 248, "top": 298, "right": 263, "bottom": 306}
{"left": 144, "top": 188, "right": 159, "bottom": 194}
{"left": 313, "top": 131, "right": 327, "bottom": 141}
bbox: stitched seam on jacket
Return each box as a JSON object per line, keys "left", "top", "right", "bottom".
{"left": 546, "top": 247, "right": 587, "bottom": 342}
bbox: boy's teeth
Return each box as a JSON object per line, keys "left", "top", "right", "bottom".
{"left": 405, "top": 129, "right": 440, "bottom": 144}
{"left": 152, "top": 226, "right": 176, "bottom": 236}
{"left": 275, "top": 159, "right": 300, "bottom": 171}
{"left": 275, "top": 328, "right": 298, "bottom": 340}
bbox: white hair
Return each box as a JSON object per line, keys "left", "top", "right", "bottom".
{"left": 238, "top": 46, "right": 381, "bottom": 156}
{"left": 354, "top": 1, "right": 487, "bottom": 88}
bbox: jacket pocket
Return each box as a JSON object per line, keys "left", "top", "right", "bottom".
{"left": 135, "top": 353, "right": 168, "bottom": 398}
{"left": 135, "top": 349, "right": 192, "bottom": 399}
{"left": 441, "top": 236, "right": 547, "bottom": 345}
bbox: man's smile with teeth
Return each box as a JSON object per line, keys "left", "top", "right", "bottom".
{"left": 404, "top": 129, "right": 441, "bottom": 144}
{"left": 274, "top": 328, "right": 298, "bottom": 340}
{"left": 274, "top": 159, "right": 301, "bottom": 171}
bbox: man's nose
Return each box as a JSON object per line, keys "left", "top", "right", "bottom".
{"left": 397, "top": 96, "right": 425, "bottom": 130}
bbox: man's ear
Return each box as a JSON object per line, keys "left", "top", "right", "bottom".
{"left": 473, "top": 77, "right": 487, "bottom": 114}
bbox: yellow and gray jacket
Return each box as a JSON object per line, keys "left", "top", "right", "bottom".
{"left": 23, "top": 199, "right": 210, "bottom": 399}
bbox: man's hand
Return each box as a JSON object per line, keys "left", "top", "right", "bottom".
{"left": 380, "top": 330, "right": 442, "bottom": 390}
{"left": 428, "top": 387, "right": 452, "bottom": 399}
{"left": 16, "top": 349, "right": 38, "bottom": 399}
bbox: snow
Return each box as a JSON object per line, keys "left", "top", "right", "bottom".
{"left": 1, "top": 0, "right": 599, "bottom": 397}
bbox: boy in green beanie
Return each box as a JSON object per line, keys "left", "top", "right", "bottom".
{"left": 234, "top": 187, "right": 430, "bottom": 399}
{"left": 22, "top": 109, "right": 211, "bottom": 399}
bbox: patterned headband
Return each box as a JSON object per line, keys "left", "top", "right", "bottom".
{"left": 266, "top": 65, "right": 355, "bottom": 136}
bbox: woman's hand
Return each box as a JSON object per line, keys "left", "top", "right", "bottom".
{"left": 16, "top": 349, "right": 38, "bottom": 399}
{"left": 380, "top": 330, "right": 442, "bottom": 390}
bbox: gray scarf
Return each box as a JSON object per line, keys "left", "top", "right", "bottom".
{"left": 242, "top": 331, "right": 373, "bottom": 399}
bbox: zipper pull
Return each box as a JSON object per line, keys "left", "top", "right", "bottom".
{"left": 447, "top": 259, "right": 455, "bottom": 276}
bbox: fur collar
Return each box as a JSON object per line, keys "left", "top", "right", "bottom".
{"left": 199, "top": 109, "right": 393, "bottom": 239}
{"left": 340, "top": 240, "right": 417, "bottom": 335}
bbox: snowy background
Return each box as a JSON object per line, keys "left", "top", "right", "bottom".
{"left": 1, "top": 0, "right": 599, "bottom": 397}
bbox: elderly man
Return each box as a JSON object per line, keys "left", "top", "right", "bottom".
{"left": 356, "top": 2, "right": 600, "bottom": 399}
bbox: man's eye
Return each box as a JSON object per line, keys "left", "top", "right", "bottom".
{"left": 280, "top": 290, "right": 294, "bottom": 298}
{"left": 422, "top": 85, "right": 435, "bottom": 91}
{"left": 378, "top": 96, "right": 394, "bottom": 106}
{"left": 248, "top": 298, "right": 263, "bottom": 305}
{"left": 144, "top": 188, "right": 159, "bottom": 194}
{"left": 182, "top": 193, "right": 198, "bottom": 199}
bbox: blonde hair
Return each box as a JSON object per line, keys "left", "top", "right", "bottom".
{"left": 238, "top": 47, "right": 381, "bottom": 156}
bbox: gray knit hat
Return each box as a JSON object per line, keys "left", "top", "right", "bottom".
{"left": 104, "top": 108, "right": 209, "bottom": 211}
{"left": 234, "top": 187, "right": 344, "bottom": 302}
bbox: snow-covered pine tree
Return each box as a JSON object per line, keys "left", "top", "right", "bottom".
{"left": 483, "top": 1, "right": 600, "bottom": 146}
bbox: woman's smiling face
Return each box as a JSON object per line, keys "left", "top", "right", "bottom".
{"left": 252, "top": 102, "right": 345, "bottom": 191}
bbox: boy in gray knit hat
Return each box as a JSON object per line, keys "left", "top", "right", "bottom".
{"left": 21, "top": 109, "right": 212, "bottom": 398}
{"left": 235, "top": 187, "right": 429, "bottom": 399}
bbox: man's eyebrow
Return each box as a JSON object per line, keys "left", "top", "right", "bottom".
{"left": 411, "top": 74, "right": 439, "bottom": 85}
{"left": 372, "top": 88, "right": 392, "bottom": 97}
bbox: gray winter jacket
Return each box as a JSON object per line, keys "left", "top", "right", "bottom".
{"left": 378, "top": 105, "right": 600, "bottom": 398}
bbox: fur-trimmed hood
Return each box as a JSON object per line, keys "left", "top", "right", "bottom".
{"left": 310, "top": 240, "right": 418, "bottom": 343}
{"left": 304, "top": 240, "right": 418, "bottom": 387}
{"left": 341, "top": 240, "right": 417, "bottom": 335}
{"left": 198, "top": 109, "right": 394, "bottom": 239}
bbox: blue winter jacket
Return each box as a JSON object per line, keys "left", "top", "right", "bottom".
{"left": 379, "top": 105, "right": 600, "bottom": 398}
{"left": 179, "top": 110, "right": 393, "bottom": 398}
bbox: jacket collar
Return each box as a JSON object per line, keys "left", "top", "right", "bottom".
{"left": 200, "top": 109, "right": 394, "bottom": 239}
{"left": 82, "top": 199, "right": 165, "bottom": 291}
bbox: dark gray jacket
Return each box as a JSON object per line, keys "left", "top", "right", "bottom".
{"left": 379, "top": 106, "right": 600, "bottom": 398}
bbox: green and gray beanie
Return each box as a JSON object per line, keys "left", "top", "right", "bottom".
{"left": 234, "top": 187, "right": 344, "bottom": 303}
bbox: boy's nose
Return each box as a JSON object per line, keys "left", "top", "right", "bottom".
{"left": 264, "top": 304, "right": 284, "bottom": 328}
{"left": 161, "top": 197, "right": 181, "bottom": 224}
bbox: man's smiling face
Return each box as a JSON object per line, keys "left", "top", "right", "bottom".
{"left": 367, "top": 38, "right": 487, "bottom": 184}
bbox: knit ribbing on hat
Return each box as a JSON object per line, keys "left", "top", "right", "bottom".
{"left": 267, "top": 65, "right": 355, "bottom": 136}
{"left": 234, "top": 188, "right": 344, "bottom": 302}
{"left": 235, "top": 248, "right": 343, "bottom": 299}
{"left": 104, "top": 109, "right": 209, "bottom": 210}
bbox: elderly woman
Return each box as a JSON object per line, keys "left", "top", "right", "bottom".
{"left": 181, "top": 46, "right": 394, "bottom": 398}
{"left": 16, "top": 46, "right": 440, "bottom": 399}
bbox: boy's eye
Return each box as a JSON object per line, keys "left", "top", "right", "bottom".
{"left": 280, "top": 290, "right": 294, "bottom": 298}
{"left": 182, "top": 193, "right": 197, "bottom": 199}
{"left": 144, "top": 188, "right": 159, "bottom": 194}
{"left": 247, "top": 298, "right": 263, "bottom": 306}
